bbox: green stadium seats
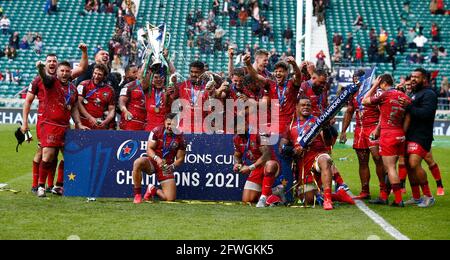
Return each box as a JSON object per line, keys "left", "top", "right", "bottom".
{"left": 135, "top": 0, "right": 297, "bottom": 77}
{"left": 0, "top": 0, "right": 115, "bottom": 97}
{"left": 327, "top": 0, "right": 450, "bottom": 87}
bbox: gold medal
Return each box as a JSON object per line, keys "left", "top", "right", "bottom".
{"left": 66, "top": 105, "right": 71, "bottom": 111}
{"left": 155, "top": 107, "right": 160, "bottom": 113}
{"left": 83, "top": 99, "right": 88, "bottom": 105}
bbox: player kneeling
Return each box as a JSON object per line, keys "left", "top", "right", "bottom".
{"left": 132, "top": 113, "right": 186, "bottom": 204}
{"left": 233, "top": 119, "right": 280, "bottom": 208}
{"left": 280, "top": 98, "right": 355, "bottom": 210}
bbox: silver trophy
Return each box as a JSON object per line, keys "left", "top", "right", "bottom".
{"left": 138, "top": 22, "right": 171, "bottom": 77}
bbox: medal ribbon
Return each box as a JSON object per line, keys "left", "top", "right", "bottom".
{"left": 65, "top": 83, "right": 72, "bottom": 107}
{"left": 277, "top": 80, "right": 288, "bottom": 107}
{"left": 162, "top": 130, "right": 176, "bottom": 159}
{"left": 297, "top": 116, "right": 313, "bottom": 141}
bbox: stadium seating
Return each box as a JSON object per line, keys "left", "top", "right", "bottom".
{"left": 0, "top": 0, "right": 116, "bottom": 102}
{"left": 135, "top": 0, "right": 297, "bottom": 78}
{"left": 327, "top": 0, "right": 450, "bottom": 87}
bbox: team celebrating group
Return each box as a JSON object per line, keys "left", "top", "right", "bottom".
{"left": 20, "top": 43, "right": 443, "bottom": 210}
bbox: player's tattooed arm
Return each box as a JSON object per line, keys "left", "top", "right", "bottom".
{"left": 255, "top": 145, "right": 271, "bottom": 168}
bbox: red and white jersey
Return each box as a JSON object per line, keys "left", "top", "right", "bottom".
{"left": 77, "top": 80, "right": 115, "bottom": 119}
{"left": 268, "top": 79, "right": 299, "bottom": 133}
{"left": 283, "top": 116, "right": 327, "bottom": 153}
{"left": 28, "top": 75, "right": 46, "bottom": 118}
{"left": 300, "top": 80, "right": 329, "bottom": 117}
{"left": 42, "top": 77, "right": 78, "bottom": 126}
{"left": 145, "top": 87, "right": 171, "bottom": 131}
{"left": 177, "top": 80, "right": 211, "bottom": 132}
{"left": 370, "top": 88, "right": 411, "bottom": 130}
{"left": 233, "top": 133, "right": 277, "bottom": 164}
{"left": 120, "top": 80, "right": 148, "bottom": 124}
{"left": 350, "top": 89, "right": 382, "bottom": 128}
{"left": 148, "top": 125, "right": 187, "bottom": 165}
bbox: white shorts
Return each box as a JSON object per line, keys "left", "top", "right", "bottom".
{"left": 313, "top": 153, "right": 332, "bottom": 174}
{"left": 244, "top": 181, "right": 262, "bottom": 192}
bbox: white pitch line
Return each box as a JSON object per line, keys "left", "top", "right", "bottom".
{"left": 348, "top": 191, "right": 410, "bottom": 240}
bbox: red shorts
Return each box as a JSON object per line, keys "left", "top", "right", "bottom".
{"left": 246, "top": 161, "right": 281, "bottom": 185}
{"left": 36, "top": 116, "right": 43, "bottom": 141}
{"left": 379, "top": 129, "right": 406, "bottom": 157}
{"left": 40, "top": 122, "right": 69, "bottom": 148}
{"left": 247, "top": 166, "right": 265, "bottom": 185}
{"left": 353, "top": 125, "right": 379, "bottom": 150}
{"left": 297, "top": 151, "right": 329, "bottom": 184}
{"left": 120, "top": 119, "right": 146, "bottom": 131}
{"left": 147, "top": 158, "right": 175, "bottom": 183}
{"left": 406, "top": 142, "right": 429, "bottom": 158}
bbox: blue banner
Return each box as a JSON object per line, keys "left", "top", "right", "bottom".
{"left": 64, "top": 130, "right": 293, "bottom": 201}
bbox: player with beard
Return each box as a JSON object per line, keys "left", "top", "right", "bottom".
{"left": 77, "top": 64, "right": 116, "bottom": 130}
{"left": 233, "top": 111, "right": 281, "bottom": 208}
{"left": 174, "top": 61, "right": 218, "bottom": 133}
{"left": 119, "top": 64, "right": 140, "bottom": 89}
{"left": 132, "top": 113, "right": 186, "bottom": 203}
{"left": 404, "top": 68, "right": 439, "bottom": 207}
{"left": 397, "top": 74, "right": 445, "bottom": 197}
{"left": 144, "top": 66, "right": 178, "bottom": 131}
{"left": 22, "top": 44, "right": 88, "bottom": 194}
{"left": 300, "top": 69, "right": 347, "bottom": 191}
{"left": 35, "top": 61, "right": 89, "bottom": 197}
{"left": 363, "top": 74, "right": 411, "bottom": 207}
{"left": 299, "top": 69, "right": 329, "bottom": 117}
{"left": 280, "top": 98, "right": 355, "bottom": 210}
{"left": 244, "top": 54, "right": 304, "bottom": 135}
{"left": 340, "top": 76, "right": 387, "bottom": 201}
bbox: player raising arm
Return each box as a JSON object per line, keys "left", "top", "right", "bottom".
{"left": 362, "top": 74, "right": 411, "bottom": 207}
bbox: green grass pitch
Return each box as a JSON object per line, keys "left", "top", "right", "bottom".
{"left": 0, "top": 124, "right": 449, "bottom": 240}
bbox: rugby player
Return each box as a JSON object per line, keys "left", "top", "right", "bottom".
{"left": 363, "top": 74, "right": 411, "bottom": 207}
{"left": 132, "top": 113, "right": 186, "bottom": 203}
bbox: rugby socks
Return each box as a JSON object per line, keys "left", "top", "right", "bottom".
{"left": 47, "top": 159, "right": 57, "bottom": 188}
{"left": 262, "top": 172, "right": 276, "bottom": 197}
{"left": 429, "top": 164, "right": 444, "bottom": 188}
{"left": 399, "top": 164, "right": 407, "bottom": 188}
{"left": 38, "top": 161, "right": 53, "bottom": 187}
{"left": 324, "top": 188, "right": 332, "bottom": 202}
{"left": 56, "top": 160, "right": 64, "bottom": 187}
{"left": 380, "top": 182, "right": 389, "bottom": 201}
{"left": 333, "top": 171, "right": 344, "bottom": 186}
{"left": 32, "top": 161, "right": 40, "bottom": 188}
{"left": 411, "top": 185, "right": 421, "bottom": 200}
{"left": 391, "top": 183, "right": 403, "bottom": 204}
{"left": 133, "top": 187, "right": 141, "bottom": 196}
{"left": 420, "top": 181, "right": 432, "bottom": 197}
